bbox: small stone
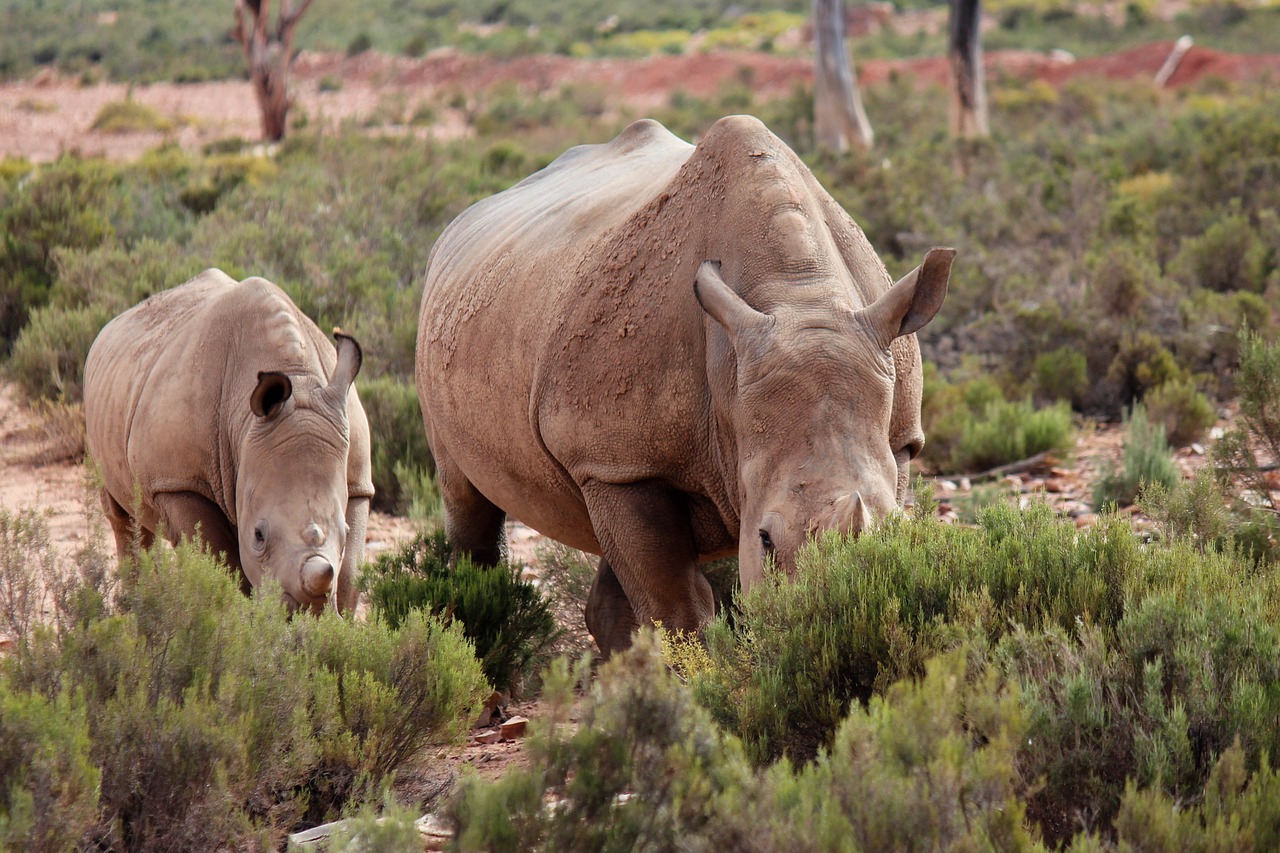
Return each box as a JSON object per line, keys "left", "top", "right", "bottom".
{"left": 472, "top": 728, "right": 502, "bottom": 745}
{"left": 1075, "top": 514, "right": 1098, "bottom": 529}
{"left": 500, "top": 716, "right": 529, "bottom": 740}
{"left": 1043, "top": 478, "right": 1065, "bottom": 494}
{"left": 475, "top": 690, "right": 505, "bottom": 727}
{"left": 939, "top": 480, "right": 957, "bottom": 492}
{"left": 1190, "top": 443, "right": 1205, "bottom": 455}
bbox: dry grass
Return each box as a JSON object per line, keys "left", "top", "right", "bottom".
{"left": 25, "top": 400, "right": 85, "bottom": 465}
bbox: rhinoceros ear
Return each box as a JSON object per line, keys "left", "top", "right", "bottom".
{"left": 860, "top": 247, "right": 955, "bottom": 348}
{"left": 694, "top": 260, "right": 770, "bottom": 346}
{"left": 329, "top": 330, "right": 363, "bottom": 395}
{"left": 251, "top": 372, "right": 293, "bottom": 420}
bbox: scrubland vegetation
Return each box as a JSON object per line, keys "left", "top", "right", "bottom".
{"left": 5, "top": 0, "right": 1280, "bottom": 82}
{"left": 3, "top": 0, "right": 1280, "bottom": 847}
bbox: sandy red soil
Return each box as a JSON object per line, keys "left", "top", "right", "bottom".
{"left": 2, "top": 42, "right": 1278, "bottom": 162}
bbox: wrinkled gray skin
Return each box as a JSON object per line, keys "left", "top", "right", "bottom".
{"left": 417, "top": 116, "right": 952, "bottom": 655}
{"left": 85, "top": 269, "right": 374, "bottom": 613}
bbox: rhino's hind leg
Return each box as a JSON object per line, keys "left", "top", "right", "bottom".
{"left": 437, "top": 451, "right": 506, "bottom": 566}
{"left": 151, "top": 491, "right": 247, "bottom": 593}
{"left": 581, "top": 480, "right": 714, "bottom": 657}
{"left": 585, "top": 557, "right": 639, "bottom": 658}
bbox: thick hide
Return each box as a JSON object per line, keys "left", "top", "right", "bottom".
{"left": 85, "top": 269, "right": 374, "bottom": 613}
{"left": 416, "top": 116, "right": 952, "bottom": 654}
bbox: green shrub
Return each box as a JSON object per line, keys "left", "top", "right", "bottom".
{"left": 1207, "top": 329, "right": 1280, "bottom": 561}
{"left": 1143, "top": 377, "right": 1216, "bottom": 447}
{"left": 952, "top": 481, "right": 1018, "bottom": 524}
{"left": 687, "top": 502, "right": 1139, "bottom": 764}
{"left": 357, "top": 376, "right": 434, "bottom": 514}
{"left": 1032, "top": 346, "right": 1088, "bottom": 405}
{"left": 1139, "top": 469, "right": 1232, "bottom": 553}
{"left": 89, "top": 97, "right": 176, "bottom": 134}
{"left": 1234, "top": 327, "right": 1280, "bottom": 462}
{"left": 0, "top": 681, "right": 99, "bottom": 853}
{"left": 1106, "top": 741, "right": 1280, "bottom": 852}
{"left": 6, "top": 302, "right": 115, "bottom": 403}
{"left": 0, "top": 508, "right": 56, "bottom": 643}
{"left": 1103, "top": 332, "right": 1191, "bottom": 412}
{"left": 2, "top": 538, "right": 487, "bottom": 850}
{"left": 346, "top": 32, "right": 373, "bottom": 56}
{"left": 450, "top": 638, "right": 1039, "bottom": 852}
{"left": 1169, "top": 205, "right": 1270, "bottom": 294}
{"left": 361, "top": 531, "right": 558, "bottom": 694}
{"left": 919, "top": 365, "right": 1005, "bottom": 471}
{"left": 324, "top": 792, "right": 424, "bottom": 852}
{"left": 0, "top": 158, "right": 116, "bottom": 351}
{"left": 1177, "top": 289, "right": 1273, "bottom": 393}
{"left": 950, "top": 398, "right": 1075, "bottom": 473}
{"left": 1094, "top": 403, "right": 1180, "bottom": 509}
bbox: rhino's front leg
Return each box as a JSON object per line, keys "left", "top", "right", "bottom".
{"left": 152, "top": 491, "right": 247, "bottom": 593}
{"left": 101, "top": 488, "right": 155, "bottom": 560}
{"left": 336, "top": 495, "right": 369, "bottom": 614}
{"left": 436, "top": 446, "right": 507, "bottom": 567}
{"left": 581, "top": 480, "right": 714, "bottom": 658}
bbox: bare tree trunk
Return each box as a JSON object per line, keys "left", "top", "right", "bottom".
{"left": 233, "top": 0, "right": 315, "bottom": 142}
{"left": 948, "top": 0, "right": 989, "bottom": 138}
{"left": 812, "top": 0, "right": 873, "bottom": 153}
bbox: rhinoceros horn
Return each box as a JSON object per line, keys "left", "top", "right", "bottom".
{"left": 860, "top": 247, "right": 955, "bottom": 348}
{"left": 324, "top": 330, "right": 363, "bottom": 410}
{"left": 694, "top": 260, "right": 771, "bottom": 344}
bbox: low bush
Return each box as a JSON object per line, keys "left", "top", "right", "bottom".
{"left": 1, "top": 533, "right": 487, "bottom": 850}
{"left": 24, "top": 400, "right": 85, "bottom": 465}
{"left": 688, "top": 500, "right": 1136, "bottom": 764}
{"left": 1143, "top": 376, "right": 1216, "bottom": 447}
{"left": 923, "top": 364, "right": 1075, "bottom": 474}
{"left": 6, "top": 302, "right": 114, "bottom": 403}
{"left": 89, "top": 97, "right": 176, "bottom": 134}
{"left": 448, "top": 493, "right": 1280, "bottom": 848}
{"left": 0, "top": 158, "right": 117, "bottom": 352}
{"left": 1093, "top": 403, "right": 1179, "bottom": 508}
{"left": 1233, "top": 327, "right": 1280, "bottom": 464}
{"left": 1169, "top": 203, "right": 1272, "bottom": 295}
{"left": 1140, "top": 469, "right": 1232, "bottom": 553}
{"left": 361, "top": 531, "right": 558, "bottom": 694}
{"left": 1032, "top": 345, "right": 1088, "bottom": 405}
{"left": 0, "top": 682, "right": 99, "bottom": 853}
{"left": 950, "top": 397, "right": 1075, "bottom": 473}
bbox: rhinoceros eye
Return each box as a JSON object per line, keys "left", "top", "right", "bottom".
{"left": 759, "top": 528, "right": 775, "bottom": 556}
{"left": 253, "top": 524, "right": 267, "bottom": 550}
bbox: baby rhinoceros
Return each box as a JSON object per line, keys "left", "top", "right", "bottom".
{"left": 84, "top": 269, "right": 374, "bottom": 613}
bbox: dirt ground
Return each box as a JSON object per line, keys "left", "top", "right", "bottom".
{"left": 2, "top": 42, "right": 1279, "bottom": 163}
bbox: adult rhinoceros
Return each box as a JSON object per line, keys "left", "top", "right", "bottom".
{"left": 85, "top": 269, "right": 373, "bottom": 613}
{"left": 416, "top": 116, "right": 953, "bottom": 654}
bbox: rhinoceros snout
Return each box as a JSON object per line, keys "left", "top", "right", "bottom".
{"left": 301, "top": 555, "right": 336, "bottom": 599}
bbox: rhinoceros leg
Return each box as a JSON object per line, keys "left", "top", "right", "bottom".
{"left": 585, "top": 557, "right": 639, "bottom": 658}
{"left": 101, "top": 489, "right": 155, "bottom": 558}
{"left": 581, "top": 481, "right": 714, "bottom": 657}
{"left": 436, "top": 450, "right": 507, "bottom": 566}
{"left": 336, "top": 495, "right": 369, "bottom": 614}
{"left": 152, "top": 491, "right": 248, "bottom": 594}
